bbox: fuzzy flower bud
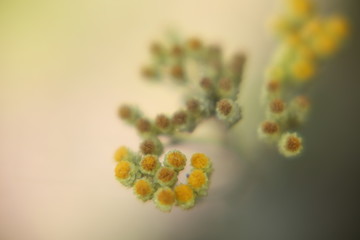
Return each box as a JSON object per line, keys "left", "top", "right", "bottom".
{"left": 139, "top": 154, "right": 160, "bottom": 175}
{"left": 215, "top": 99, "right": 242, "bottom": 126}
{"left": 190, "top": 153, "right": 212, "bottom": 173}
{"left": 278, "top": 132, "right": 303, "bottom": 157}
{"left": 153, "top": 187, "right": 176, "bottom": 212}
{"left": 164, "top": 150, "right": 187, "bottom": 171}
{"left": 257, "top": 120, "right": 281, "bottom": 140}
{"left": 155, "top": 167, "right": 178, "bottom": 187}
{"left": 174, "top": 184, "right": 196, "bottom": 209}
{"left": 133, "top": 178, "right": 156, "bottom": 202}
{"left": 139, "top": 137, "right": 163, "bottom": 156}
{"left": 114, "top": 160, "right": 138, "bottom": 187}
{"left": 187, "top": 169, "right": 209, "bottom": 196}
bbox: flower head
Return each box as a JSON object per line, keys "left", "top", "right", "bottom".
{"left": 174, "top": 184, "right": 196, "bottom": 209}
{"left": 139, "top": 155, "right": 160, "bottom": 175}
{"left": 164, "top": 150, "right": 187, "bottom": 171}
{"left": 133, "top": 178, "right": 155, "bottom": 201}
{"left": 155, "top": 167, "right": 178, "bottom": 187}
{"left": 188, "top": 169, "right": 209, "bottom": 196}
{"left": 190, "top": 153, "right": 212, "bottom": 173}
{"left": 153, "top": 187, "right": 176, "bottom": 212}
{"left": 114, "top": 160, "right": 138, "bottom": 187}
{"left": 278, "top": 132, "right": 303, "bottom": 157}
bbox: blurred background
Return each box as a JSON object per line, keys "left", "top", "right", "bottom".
{"left": 0, "top": 0, "right": 359, "bottom": 239}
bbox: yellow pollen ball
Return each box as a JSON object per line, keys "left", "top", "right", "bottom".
{"left": 188, "top": 170, "right": 206, "bottom": 189}
{"left": 167, "top": 152, "right": 186, "bottom": 168}
{"left": 141, "top": 155, "right": 157, "bottom": 171}
{"left": 291, "top": 59, "right": 315, "bottom": 81}
{"left": 114, "top": 146, "right": 128, "bottom": 162}
{"left": 174, "top": 185, "right": 194, "bottom": 203}
{"left": 326, "top": 16, "right": 349, "bottom": 39}
{"left": 191, "top": 153, "right": 209, "bottom": 169}
{"left": 115, "top": 161, "right": 131, "bottom": 179}
{"left": 313, "top": 34, "right": 338, "bottom": 56}
{"left": 157, "top": 189, "right": 175, "bottom": 205}
{"left": 134, "top": 180, "right": 151, "bottom": 196}
{"left": 289, "top": 0, "right": 312, "bottom": 17}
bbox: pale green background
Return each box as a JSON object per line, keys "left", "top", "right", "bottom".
{"left": 0, "top": 0, "right": 359, "bottom": 239}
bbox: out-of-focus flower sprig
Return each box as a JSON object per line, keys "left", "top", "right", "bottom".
{"left": 259, "top": 0, "right": 349, "bottom": 157}
{"left": 115, "top": 34, "right": 246, "bottom": 212}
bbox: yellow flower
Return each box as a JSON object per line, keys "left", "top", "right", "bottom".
{"left": 287, "top": 0, "right": 313, "bottom": 19}
{"left": 326, "top": 16, "right": 349, "bottom": 40}
{"left": 290, "top": 58, "right": 315, "bottom": 81}
{"left": 139, "top": 155, "right": 160, "bottom": 175}
{"left": 114, "top": 146, "right": 129, "bottom": 162}
{"left": 164, "top": 150, "right": 187, "bottom": 171}
{"left": 114, "top": 160, "right": 138, "bottom": 187}
{"left": 188, "top": 169, "right": 209, "bottom": 196}
{"left": 174, "top": 184, "right": 195, "bottom": 209}
{"left": 153, "top": 187, "right": 176, "bottom": 212}
{"left": 191, "top": 153, "right": 212, "bottom": 173}
{"left": 133, "top": 179, "right": 155, "bottom": 201}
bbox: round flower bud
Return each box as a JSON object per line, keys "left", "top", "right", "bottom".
{"left": 187, "top": 169, "right": 209, "bottom": 196}
{"left": 170, "top": 65, "right": 185, "bottom": 82}
{"left": 135, "top": 118, "right": 155, "bottom": 136}
{"left": 185, "top": 97, "right": 212, "bottom": 118}
{"left": 287, "top": 95, "right": 311, "bottom": 127}
{"left": 139, "top": 137, "right": 163, "bottom": 156}
{"left": 190, "top": 153, "right": 212, "bottom": 173}
{"left": 278, "top": 132, "right": 303, "bottom": 157}
{"left": 218, "top": 78, "right": 234, "bottom": 98}
{"left": 114, "top": 160, "right": 138, "bottom": 187}
{"left": 286, "top": 0, "right": 313, "bottom": 20}
{"left": 267, "top": 99, "right": 287, "bottom": 121}
{"left": 174, "top": 184, "right": 196, "bottom": 209}
{"left": 141, "top": 66, "right": 159, "bottom": 80}
{"left": 215, "top": 99, "right": 242, "bottom": 126}
{"left": 155, "top": 114, "right": 173, "bottom": 134}
{"left": 187, "top": 37, "right": 203, "bottom": 51}
{"left": 114, "top": 146, "right": 131, "bottom": 162}
{"left": 133, "top": 178, "right": 155, "bottom": 202}
{"left": 290, "top": 58, "right": 315, "bottom": 81}
{"left": 153, "top": 187, "right": 176, "bottom": 212}
{"left": 325, "top": 15, "right": 349, "bottom": 40}
{"left": 257, "top": 120, "right": 281, "bottom": 140}
{"left": 118, "top": 105, "right": 141, "bottom": 124}
{"left": 139, "top": 155, "right": 160, "bottom": 175}
{"left": 164, "top": 150, "right": 187, "bottom": 171}
{"left": 155, "top": 167, "right": 178, "bottom": 187}
{"left": 172, "top": 110, "right": 195, "bottom": 132}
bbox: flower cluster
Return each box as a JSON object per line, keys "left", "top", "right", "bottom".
{"left": 114, "top": 147, "right": 213, "bottom": 212}
{"left": 258, "top": 0, "right": 349, "bottom": 157}
{"left": 115, "top": 34, "right": 246, "bottom": 211}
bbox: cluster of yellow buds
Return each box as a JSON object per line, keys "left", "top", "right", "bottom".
{"left": 259, "top": 0, "right": 349, "bottom": 157}
{"left": 114, "top": 147, "right": 212, "bottom": 212}
{"left": 115, "top": 34, "right": 246, "bottom": 211}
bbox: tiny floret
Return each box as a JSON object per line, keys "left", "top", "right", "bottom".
{"left": 139, "top": 137, "right": 163, "bottom": 156}
{"left": 155, "top": 167, "right": 178, "bottom": 187}
{"left": 174, "top": 184, "right": 195, "bottom": 209}
{"left": 139, "top": 155, "right": 160, "bottom": 175}
{"left": 114, "top": 160, "right": 138, "bottom": 187}
{"left": 216, "top": 99, "right": 242, "bottom": 125}
{"left": 258, "top": 121, "right": 280, "bottom": 140}
{"left": 278, "top": 132, "right": 303, "bottom": 157}
{"left": 188, "top": 169, "right": 209, "bottom": 196}
{"left": 133, "top": 178, "right": 155, "bottom": 201}
{"left": 164, "top": 150, "right": 187, "bottom": 171}
{"left": 153, "top": 187, "right": 176, "bottom": 212}
{"left": 191, "top": 153, "right": 212, "bottom": 173}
